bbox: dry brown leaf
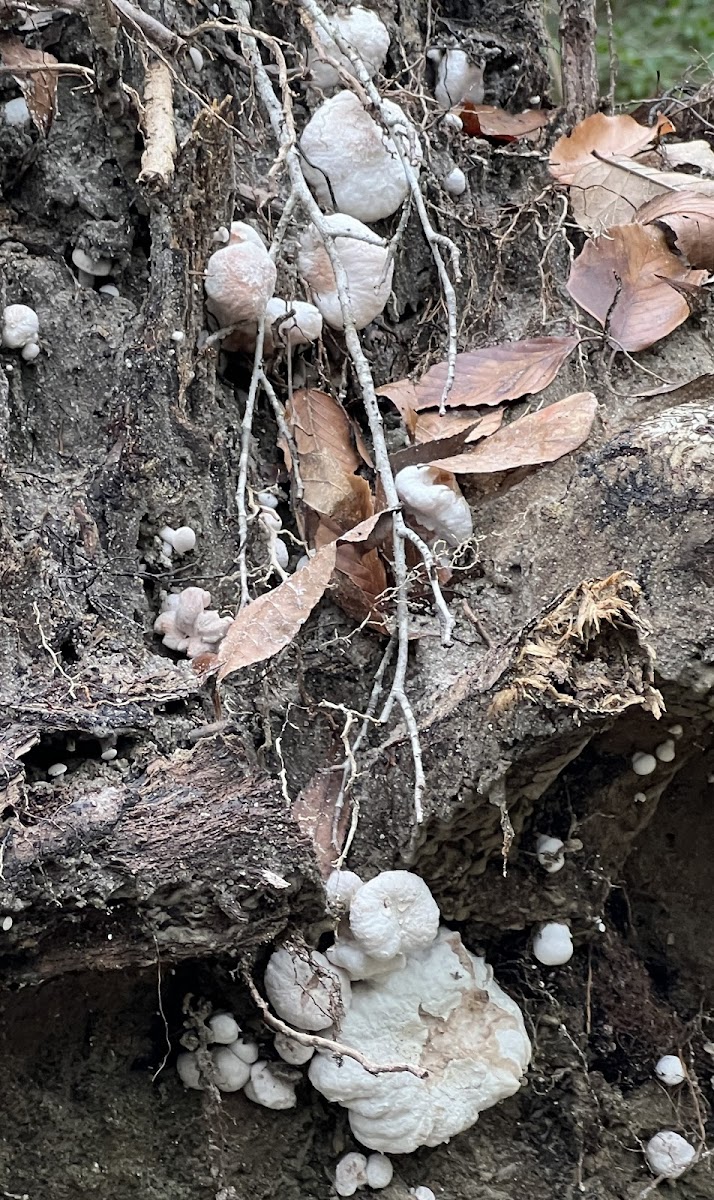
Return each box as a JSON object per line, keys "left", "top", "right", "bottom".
{"left": 286, "top": 388, "right": 365, "bottom": 472}
{"left": 376, "top": 378, "right": 419, "bottom": 435}
{"left": 458, "top": 103, "right": 550, "bottom": 141}
{"left": 567, "top": 224, "right": 707, "bottom": 352}
{"left": 549, "top": 112, "right": 674, "bottom": 185}
{"left": 598, "top": 155, "right": 714, "bottom": 197}
{"left": 410, "top": 336, "right": 579, "bottom": 411}
{"left": 429, "top": 392, "right": 598, "bottom": 473}
{"left": 299, "top": 449, "right": 374, "bottom": 530}
{"left": 334, "top": 543, "right": 389, "bottom": 633}
{"left": 0, "top": 34, "right": 57, "bottom": 134}
{"left": 635, "top": 190, "right": 714, "bottom": 271}
{"left": 631, "top": 372, "right": 714, "bottom": 400}
{"left": 569, "top": 157, "right": 670, "bottom": 233}
{"left": 390, "top": 408, "right": 505, "bottom": 472}
{"left": 660, "top": 140, "right": 714, "bottom": 175}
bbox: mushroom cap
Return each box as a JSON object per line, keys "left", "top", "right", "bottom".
{"left": 645, "top": 1130, "right": 696, "bottom": 1178}
{"left": 655, "top": 1054, "right": 686, "bottom": 1087}
{"left": 274, "top": 1030, "right": 315, "bottom": 1065}
{"left": 413, "top": 1188, "right": 435, "bottom": 1200}
{"left": 365, "top": 1154, "right": 393, "bottom": 1189}
{"left": 176, "top": 1050, "right": 204, "bottom": 1090}
{"left": 211, "top": 1045, "right": 252, "bottom": 1092}
{"left": 443, "top": 166, "right": 467, "bottom": 196}
{"left": 632, "top": 751, "right": 657, "bottom": 776}
{"left": 265, "top": 297, "right": 323, "bottom": 348}
{"left": 309, "top": 927, "right": 531, "bottom": 1153}
{"left": 300, "top": 91, "right": 420, "bottom": 223}
{"left": 349, "top": 871, "right": 440, "bottom": 960}
{"left": 174, "top": 587, "right": 212, "bottom": 635}
{"left": 71, "top": 246, "right": 113, "bottom": 276}
{"left": 205, "top": 241, "right": 277, "bottom": 327}
{"left": 21, "top": 340, "right": 40, "bottom": 362}
{"left": 264, "top": 945, "right": 351, "bottom": 1031}
{"left": 327, "top": 934, "right": 406, "bottom": 981}
{"left": 228, "top": 221, "right": 267, "bottom": 248}
{"left": 2, "top": 303, "right": 39, "bottom": 349}
{"left": 171, "top": 525, "right": 197, "bottom": 554}
{"left": 394, "top": 465, "right": 473, "bottom": 547}
{"left": 308, "top": 6, "right": 389, "bottom": 92}
{"left": 228, "top": 1038, "right": 260, "bottom": 1064}
{"left": 655, "top": 738, "right": 676, "bottom": 762}
{"left": 532, "top": 922, "right": 573, "bottom": 966}
{"left": 334, "top": 1152, "right": 368, "bottom": 1197}
{"left": 325, "top": 869, "right": 364, "bottom": 911}
{"left": 434, "top": 47, "right": 484, "bottom": 109}
{"left": 3, "top": 96, "right": 31, "bottom": 127}
{"left": 536, "top": 835, "right": 565, "bottom": 873}
{"left": 208, "top": 1012, "right": 241, "bottom": 1045}
{"left": 298, "top": 214, "right": 393, "bottom": 331}
{"left": 243, "top": 1060, "right": 298, "bottom": 1109}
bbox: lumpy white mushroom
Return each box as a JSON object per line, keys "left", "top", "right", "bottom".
{"left": 298, "top": 214, "right": 393, "bottom": 330}
{"left": 159, "top": 524, "right": 197, "bottom": 555}
{"left": 532, "top": 922, "right": 573, "bottom": 966}
{"left": 443, "top": 166, "right": 467, "bottom": 196}
{"left": 211, "top": 1045, "right": 251, "bottom": 1091}
{"left": 412, "top": 1189, "right": 435, "bottom": 1200}
{"left": 228, "top": 1038, "right": 260, "bottom": 1064}
{"left": 632, "top": 751, "right": 657, "bottom": 776}
{"left": 243, "top": 1060, "right": 299, "bottom": 1109}
{"left": 394, "top": 465, "right": 473, "bottom": 547}
{"left": 645, "top": 1130, "right": 696, "bottom": 1178}
{"left": 326, "top": 934, "right": 406, "bottom": 981}
{"left": 655, "top": 738, "right": 675, "bottom": 763}
{"left": 2, "top": 303, "right": 39, "bottom": 350}
{"left": 334, "top": 1151, "right": 368, "bottom": 1197}
{"left": 264, "top": 297, "right": 323, "bottom": 349}
{"left": 204, "top": 224, "right": 277, "bottom": 328}
{"left": 264, "top": 945, "right": 351, "bottom": 1031}
{"left": 348, "top": 870, "right": 439, "bottom": 960}
{"left": 153, "top": 586, "right": 232, "bottom": 658}
{"left": 72, "top": 246, "right": 113, "bottom": 278}
{"left": 207, "top": 1012, "right": 241, "bottom": 1045}
{"left": 365, "top": 1154, "right": 393, "bottom": 1189}
{"left": 307, "top": 6, "right": 389, "bottom": 92}
{"left": 274, "top": 1030, "right": 315, "bottom": 1066}
{"left": 325, "top": 868, "right": 364, "bottom": 910}
{"left": 300, "top": 91, "right": 421, "bottom": 223}
{"left": 3, "top": 96, "right": 31, "bottom": 127}
{"left": 655, "top": 1054, "right": 686, "bottom": 1086}
{"left": 176, "top": 1050, "right": 203, "bottom": 1090}
{"left": 431, "top": 47, "right": 485, "bottom": 109}
{"left": 536, "top": 834, "right": 565, "bottom": 874}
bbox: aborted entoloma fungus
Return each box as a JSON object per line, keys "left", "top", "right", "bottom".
{"left": 153, "top": 586, "right": 232, "bottom": 657}
{"left": 204, "top": 221, "right": 277, "bottom": 328}
{"left": 394, "top": 465, "right": 473, "bottom": 547}
{"left": 306, "top": 5, "right": 389, "bottom": 92}
{"left": 297, "top": 214, "right": 393, "bottom": 330}
{"left": 2, "top": 303, "right": 40, "bottom": 360}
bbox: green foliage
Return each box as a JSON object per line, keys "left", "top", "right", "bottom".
{"left": 598, "top": 0, "right": 714, "bottom": 101}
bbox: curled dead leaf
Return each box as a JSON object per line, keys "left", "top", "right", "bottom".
{"left": 428, "top": 392, "right": 598, "bottom": 473}
{"left": 409, "top": 336, "right": 579, "bottom": 411}
{"left": 635, "top": 190, "right": 714, "bottom": 271}
{"left": 389, "top": 408, "right": 504, "bottom": 472}
{"left": 568, "top": 157, "right": 670, "bottom": 233}
{"left": 0, "top": 34, "right": 58, "bottom": 134}
{"left": 567, "top": 224, "right": 707, "bottom": 352}
{"left": 549, "top": 112, "right": 675, "bottom": 185}
{"left": 457, "top": 103, "right": 550, "bottom": 141}
{"left": 660, "top": 139, "right": 714, "bottom": 175}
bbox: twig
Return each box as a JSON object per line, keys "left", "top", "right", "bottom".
{"left": 258, "top": 370, "right": 304, "bottom": 501}
{"left": 111, "top": 0, "right": 186, "bottom": 54}
{"left": 33, "top": 601, "right": 77, "bottom": 697}
{"left": 243, "top": 968, "right": 428, "bottom": 1079}
{"left": 236, "top": 322, "right": 266, "bottom": 608}
{"left": 295, "top": 0, "right": 461, "bottom": 414}
{"left": 137, "top": 59, "right": 177, "bottom": 188}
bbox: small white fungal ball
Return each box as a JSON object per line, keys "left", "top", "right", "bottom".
{"left": 208, "top": 1012, "right": 241, "bottom": 1045}
{"left": 274, "top": 1030, "right": 315, "bottom": 1065}
{"left": 395, "top": 464, "right": 473, "bottom": 547}
{"left": 72, "top": 247, "right": 113, "bottom": 277}
{"left": 645, "top": 1130, "right": 696, "bottom": 1178}
{"left": 211, "top": 1044, "right": 251, "bottom": 1091}
{"left": 2, "top": 303, "right": 39, "bottom": 349}
{"left": 433, "top": 47, "right": 484, "bottom": 109}
{"left": 188, "top": 45, "right": 204, "bottom": 72}
{"left": 632, "top": 751, "right": 657, "bottom": 776}
{"left": 273, "top": 538, "right": 289, "bottom": 570}
{"left": 176, "top": 1050, "right": 203, "bottom": 1090}
{"left": 655, "top": 739, "right": 676, "bottom": 763}
{"left": 533, "top": 922, "right": 573, "bottom": 966}
{"left": 412, "top": 1189, "right": 435, "bottom": 1200}
{"left": 21, "top": 341, "right": 40, "bottom": 362}
{"left": 335, "top": 1151, "right": 368, "bottom": 1197}
{"left": 204, "top": 229, "right": 277, "bottom": 328}
{"left": 3, "top": 96, "right": 31, "bottom": 127}
{"left": 2, "top": 916, "right": 13, "bottom": 931}
{"left": 365, "top": 1154, "right": 393, "bottom": 1189}
{"left": 325, "top": 869, "right": 364, "bottom": 910}
{"left": 243, "top": 1060, "right": 298, "bottom": 1109}
{"left": 47, "top": 762, "right": 68, "bottom": 778}
{"left": 228, "top": 1038, "right": 260, "bottom": 1064}
{"left": 159, "top": 525, "right": 197, "bottom": 555}
{"left": 171, "top": 330, "right": 185, "bottom": 343}
{"left": 634, "top": 791, "right": 647, "bottom": 803}
{"left": 99, "top": 284, "right": 120, "bottom": 297}
{"left": 442, "top": 112, "right": 463, "bottom": 132}
{"left": 655, "top": 1054, "right": 686, "bottom": 1087}
{"left": 443, "top": 166, "right": 467, "bottom": 196}
{"left": 259, "top": 508, "right": 282, "bottom": 533}
{"left": 536, "top": 835, "right": 565, "bottom": 873}
{"left": 256, "top": 490, "right": 278, "bottom": 509}
{"left": 101, "top": 747, "right": 118, "bottom": 762}
{"left": 668, "top": 724, "right": 683, "bottom": 738}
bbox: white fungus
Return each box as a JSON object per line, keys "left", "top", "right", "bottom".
{"left": 228, "top": 1038, "right": 260, "bottom": 1064}
{"left": 394, "top": 464, "right": 473, "bottom": 547}
{"left": 259, "top": 508, "right": 282, "bottom": 534}
{"left": 1, "top": 916, "right": 12, "bottom": 931}
{"left": 632, "top": 751, "right": 657, "bottom": 776}
{"left": 309, "top": 926, "right": 531, "bottom": 1153}
{"left": 159, "top": 524, "right": 197, "bottom": 555}
{"left": 298, "top": 214, "right": 393, "bottom": 330}
{"left": 668, "top": 724, "right": 683, "bottom": 738}
{"left": 645, "top": 1130, "right": 696, "bottom": 1178}
{"left": 430, "top": 47, "right": 485, "bottom": 109}
{"left": 349, "top": 870, "right": 440, "bottom": 960}
{"left": 655, "top": 738, "right": 676, "bottom": 763}
{"left": 2, "top": 303, "right": 39, "bottom": 350}
{"left": 365, "top": 1154, "right": 393, "bottom": 1189}
{"left": 536, "top": 834, "right": 566, "bottom": 874}
{"left": 443, "top": 166, "right": 467, "bottom": 196}
{"left": 256, "top": 490, "right": 279, "bottom": 509}
{"left": 264, "top": 945, "right": 351, "bottom": 1031}
{"left": 300, "top": 91, "right": 422, "bottom": 223}
{"left": 412, "top": 1189, "right": 435, "bottom": 1200}
{"left": 442, "top": 112, "right": 463, "bottom": 132}
{"left": 153, "top": 586, "right": 232, "bottom": 658}
{"left": 211, "top": 1045, "right": 251, "bottom": 1091}
{"left": 264, "top": 297, "right": 323, "bottom": 349}
{"left": 325, "top": 868, "right": 364, "bottom": 910}
{"left": 204, "top": 223, "right": 277, "bottom": 328}
{"left": 532, "top": 922, "right": 573, "bottom": 966}
{"left": 176, "top": 1050, "right": 203, "bottom": 1090}
{"left": 72, "top": 246, "right": 113, "bottom": 277}
{"left": 188, "top": 46, "right": 204, "bottom": 72}
{"left": 273, "top": 538, "right": 289, "bottom": 571}
{"left": 655, "top": 1054, "right": 686, "bottom": 1087}
{"left": 21, "top": 341, "right": 40, "bottom": 362}
{"left": 307, "top": 6, "right": 390, "bottom": 92}
{"left": 171, "top": 330, "right": 186, "bottom": 343}
{"left": 334, "top": 1151, "right": 368, "bottom": 1197}
{"left": 274, "top": 1030, "right": 315, "bottom": 1066}
{"left": 243, "top": 1060, "right": 299, "bottom": 1109}
{"left": 208, "top": 1012, "right": 241, "bottom": 1045}
{"left": 326, "top": 934, "right": 406, "bottom": 981}
{"left": 47, "top": 762, "right": 68, "bottom": 779}
{"left": 99, "top": 284, "right": 120, "bottom": 298}
{"left": 3, "top": 96, "right": 31, "bottom": 127}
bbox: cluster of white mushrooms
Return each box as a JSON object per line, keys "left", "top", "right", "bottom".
{"left": 177, "top": 1011, "right": 301, "bottom": 1109}
{"left": 153, "top": 585, "right": 232, "bottom": 658}
{"left": 1, "top": 303, "right": 40, "bottom": 361}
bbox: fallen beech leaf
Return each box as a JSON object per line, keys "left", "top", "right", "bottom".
{"left": 411, "top": 336, "right": 579, "bottom": 410}
{"left": 597, "top": 155, "right": 714, "bottom": 198}
{"left": 569, "top": 157, "right": 670, "bottom": 233}
{"left": 458, "top": 102, "right": 550, "bottom": 141}
{"left": 635, "top": 190, "right": 714, "bottom": 270}
{"left": 300, "top": 449, "right": 374, "bottom": 530}
{"left": 429, "top": 392, "right": 598, "bottom": 473}
{"left": 632, "top": 372, "right": 714, "bottom": 399}
{"left": 334, "top": 543, "right": 389, "bottom": 632}
{"left": 0, "top": 34, "right": 57, "bottom": 134}
{"left": 377, "top": 378, "right": 419, "bottom": 435}
{"left": 549, "top": 112, "right": 674, "bottom": 185}
{"left": 286, "top": 388, "right": 367, "bottom": 473}
{"left": 567, "top": 224, "right": 707, "bottom": 352}
{"left": 390, "top": 409, "right": 505, "bottom": 472}
{"left": 661, "top": 139, "right": 714, "bottom": 175}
